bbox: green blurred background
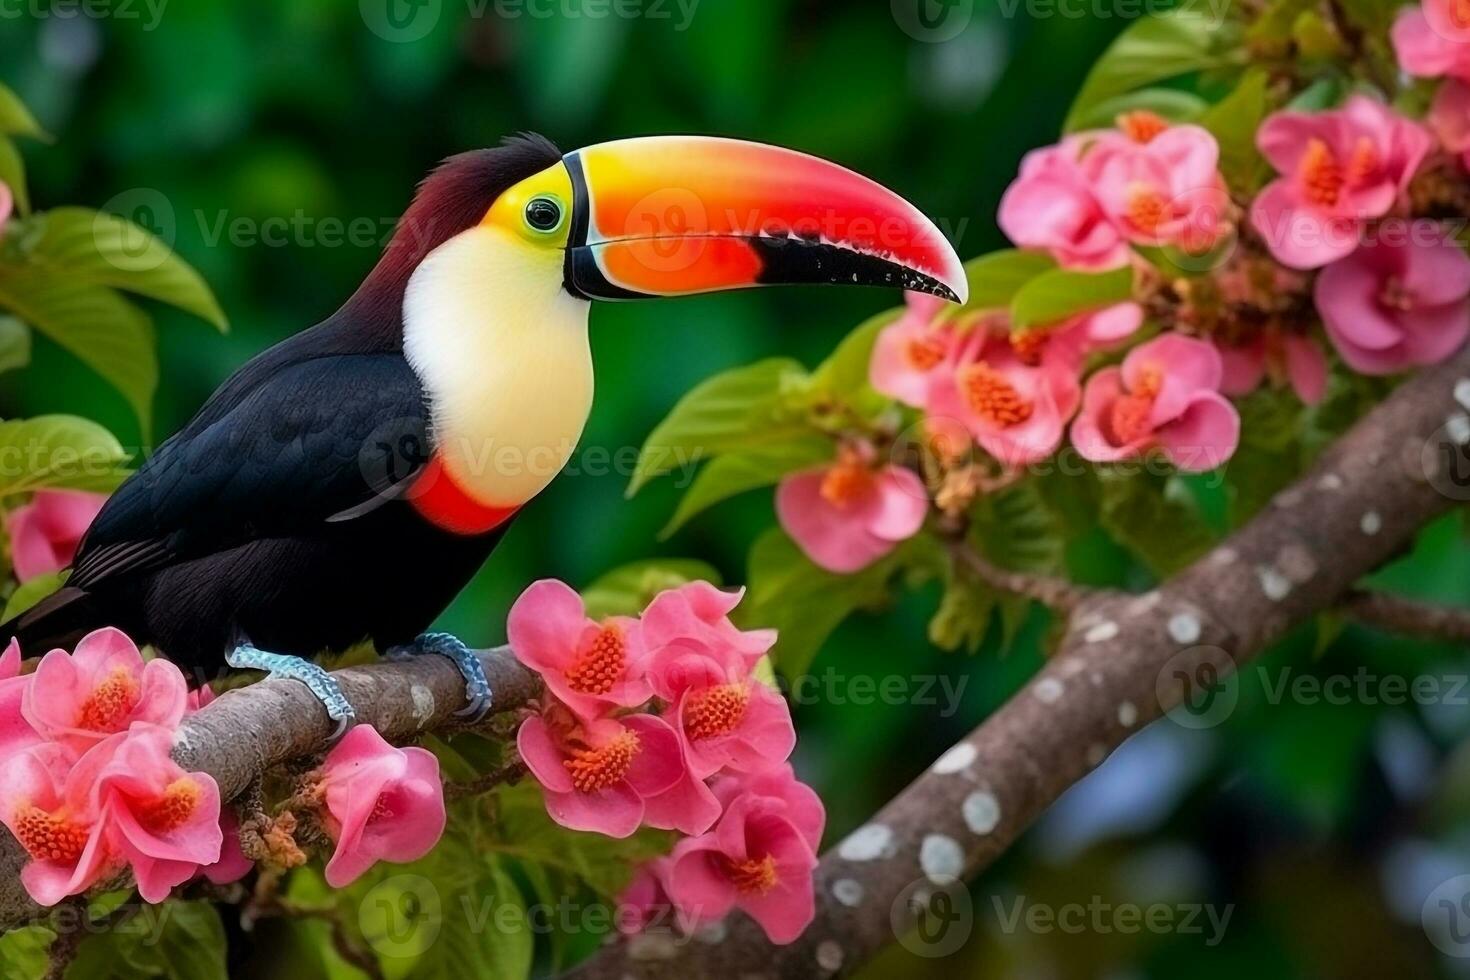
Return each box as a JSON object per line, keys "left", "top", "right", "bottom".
{"left": 4, "top": 1, "right": 1470, "bottom": 976}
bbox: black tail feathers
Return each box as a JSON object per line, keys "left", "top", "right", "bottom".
{"left": 0, "top": 586, "right": 99, "bottom": 654}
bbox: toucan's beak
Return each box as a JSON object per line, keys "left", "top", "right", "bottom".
{"left": 562, "top": 136, "right": 968, "bottom": 304}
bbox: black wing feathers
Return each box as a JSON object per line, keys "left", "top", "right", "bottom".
{"left": 71, "top": 353, "right": 430, "bottom": 590}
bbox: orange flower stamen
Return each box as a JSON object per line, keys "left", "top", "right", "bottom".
{"left": 1345, "top": 136, "right": 1379, "bottom": 187}
{"left": 13, "top": 805, "right": 89, "bottom": 863}
{"left": 76, "top": 667, "right": 141, "bottom": 732}
{"left": 905, "top": 334, "right": 948, "bottom": 371}
{"left": 1298, "top": 138, "right": 1344, "bottom": 208}
{"left": 139, "top": 778, "right": 202, "bottom": 833}
{"left": 563, "top": 730, "right": 640, "bottom": 794}
{"left": 820, "top": 456, "right": 875, "bottom": 508}
{"left": 684, "top": 683, "right": 750, "bottom": 741}
{"left": 564, "top": 625, "right": 626, "bottom": 695}
{"left": 1118, "top": 110, "right": 1169, "bottom": 143}
{"left": 1107, "top": 363, "right": 1164, "bottom": 445}
{"left": 961, "top": 363, "right": 1033, "bottom": 427}
{"left": 1125, "top": 184, "right": 1169, "bottom": 236}
{"left": 724, "top": 854, "right": 779, "bottom": 895}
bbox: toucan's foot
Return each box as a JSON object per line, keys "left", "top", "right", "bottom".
{"left": 389, "top": 632, "right": 492, "bottom": 722}
{"left": 227, "top": 644, "right": 356, "bottom": 741}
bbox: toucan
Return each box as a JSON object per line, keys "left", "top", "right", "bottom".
{"left": 0, "top": 133, "right": 967, "bottom": 732}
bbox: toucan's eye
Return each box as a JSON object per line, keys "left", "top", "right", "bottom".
{"left": 524, "top": 196, "right": 565, "bottom": 234}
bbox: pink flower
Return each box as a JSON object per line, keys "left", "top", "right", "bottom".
{"left": 1071, "top": 334, "right": 1241, "bottom": 471}
{"left": 201, "top": 807, "right": 252, "bottom": 885}
{"left": 518, "top": 706, "right": 690, "bottom": 838}
{"left": 1393, "top": 0, "right": 1470, "bottom": 80}
{"left": 999, "top": 139, "right": 1130, "bottom": 271}
{"left": 82, "top": 726, "right": 223, "bottom": 903}
{"left": 507, "top": 579, "right": 652, "bottom": 722}
{"left": 1315, "top": 229, "right": 1470, "bottom": 374}
{"left": 639, "top": 582, "right": 776, "bottom": 676}
{"left": 0, "top": 181, "right": 11, "bottom": 239}
{"left": 618, "top": 857, "right": 677, "bottom": 934}
{"left": 0, "top": 742, "right": 115, "bottom": 906}
{"left": 709, "top": 764, "right": 825, "bottom": 854}
{"left": 4, "top": 490, "right": 108, "bottom": 583}
{"left": 647, "top": 645, "right": 795, "bottom": 780}
{"left": 666, "top": 782, "right": 822, "bottom": 944}
{"left": 1018, "top": 302, "right": 1146, "bottom": 370}
{"left": 1251, "top": 96, "right": 1432, "bottom": 268}
{"left": 927, "top": 331, "right": 1082, "bottom": 466}
{"left": 0, "top": 639, "right": 40, "bottom": 756}
{"left": 311, "top": 724, "right": 446, "bottom": 887}
{"left": 184, "top": 683, "right": 216, "bottom": 715}
{"left": 869, "top": 292, "right": 967, "bottom": 407}
{"left": 1081, "top": 125, "right": 1230, "bottom": 252}
{"left": 1216, "top": 331, "right": 1329, "bottom": 405}
{"left": 1429, "top": 79, "right": 1470, "bottom": 170}
{"left": 775, "top": 446, "right": 927, "bottom": 574}
{"left": 23, "top": 627, "right": 188, "bottom": 752}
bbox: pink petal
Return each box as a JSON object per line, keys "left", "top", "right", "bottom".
{"left": 517, "top": 715, "right": 576, "bottom": 795}
{"left": 775, "top": 469, "right": 895, "bottom": 574}
{"left": 1157, "top": 391, "right": 1241, "bottom": 472}
{"left": 620, "top": 713, "right": 687, "bottom": 799}
{"left": 866, "top": 467, "right": 928, "bottom": 542}
{"left": 1250, "top": 181, "right": 1363, "bottom": 269}
{"left": 544, "top": 782, "right": 644, "bottom": 838}
{"left": 1216, "top": 338, "right": 1267, "bottom": 397}
{"left": 1284, "top": 335, "right": 1329, "bottom": 405}
{"left": 667, "top": 835, "right": 738, "bottom": 925}
{"left": 507, "top": 579, "right": 589, "bottom": 675}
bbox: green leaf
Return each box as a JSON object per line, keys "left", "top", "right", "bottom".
{"left": 1064, "top": 88, "right": 1210, "bottom": 132}
{"left": 0, "top": 273, "right": 158, "bottom": 433}
{"left": 69, "top": 902, "right": 226, "bottom": 980}
{"left": 1010, "top": 266, "right": 1135, "bottom": 332}
{"left": 0, "top": 415, "right": 129, "bottom": 497}
{"left": 1065, "top": 8, "right": 1244, "bottom": 133}
{"left": 30, "top": 209, "right": 227, "bottom": 331}
{"left": 581, "top": 558, "right": 724, "bottom": 618}
{"left": 0, "top": 925, "right": 52, "bottom": 980}
{"left": 628, "top": 357, "right": 810, "bottom": 495}
{"left": 0, "top": 84, "right": 47, "bottom": 140}
{"left": 1287, "top": 75, "right": 1347, "bottom": 112}
{"left": 743, "top": 527, "right": 905, "bottom": 677}
{"left": 0, "top": 137, "right": 30, "bottom": 215}
{"left": 660, "top": 436, "right": 832, "bottom": 539}
{"left": 1, "top": 571, "right": 65, "bottom": 622}
{"left": 1200, "top": 69, "right": 1271, "bottom": 194}
{"left": 1098, "top": 468, "right": 1217, "bottom": 575}
{"left": 490, "top": 783, "right": 670, "bottom": 899}
{"left": 810, "top": 306, "right": 901, "bottom": 402}
{"left": 0, "top": 316, "right": 30, "bottom": 374}
{"left": 961, "top": 249, "right": 1058, "bottom": 311}
{"left": 1247, "top": 0, "right": 1318, "bottom": 41}
{"left": 929, "top": 561, "right": 996, "bottom": 654}
{"left": 1337, "top": 0, "right": 1401, "bottom": 34}
{"left": 1226, "top": 388, "right": 1305, "bottom": 523}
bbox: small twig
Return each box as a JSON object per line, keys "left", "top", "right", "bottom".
{"left": 950, "top": 541, "right": 1096, "bottom": 613}
{"left": 43, "top": 919, "right": 83, "bottom": 980}
{"left": 447, "top": 760, "right": 529, "bottom": 801}
{"left": 1342, "top": 590, "right": 1470, "bottom": 644}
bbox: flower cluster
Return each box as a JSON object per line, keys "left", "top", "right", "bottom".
{"left": 508, "top": 579, "right": 824, "bottom": 944}
{"left": 774, "top": 20, "right": 1470, "bottom": 575}
{"left": 0, "top": 630, "right": 237, "bottom": 905}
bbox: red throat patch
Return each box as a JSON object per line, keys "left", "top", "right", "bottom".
{"left": 410, "top": 455, "right": 520, "bottom": 536}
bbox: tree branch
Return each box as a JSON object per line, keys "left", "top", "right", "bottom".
{"left": 565, "top": 347, "right": 1470, "bottom": 979}
{"left": 0, "top": 647, "right": 541, "bottom": 930}
{"left": 1343, "top": 590, "right": 1470, "bottom": 643}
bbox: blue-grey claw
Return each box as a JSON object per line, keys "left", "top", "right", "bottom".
{"left": 394, "top": 632, "right": 493, "bottom": 722}
{"left": 226, "top": 644, "right": 356, "bottom": 739}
